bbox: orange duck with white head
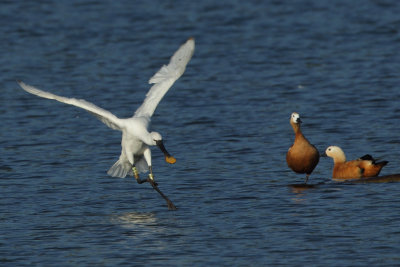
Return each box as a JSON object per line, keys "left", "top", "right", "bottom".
{"left": 286, "top": 112, "right": 320, "bottom": 183}
{"left": 324, "top": 146, "right": 388, "bottom": 179}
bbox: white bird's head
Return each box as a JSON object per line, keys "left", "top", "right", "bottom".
{"left": 150, "top": 132, "right": 163, "bottom": 143}
{"left": 151, "top": 132, "right": 176, "bottom": 164}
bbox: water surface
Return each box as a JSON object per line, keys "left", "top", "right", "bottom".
{"left": 1, "top": 0, "right": 400, "bottom": 266}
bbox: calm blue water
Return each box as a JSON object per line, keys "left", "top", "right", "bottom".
{"left": 1, "top": 0, "right": 400, "bottom": 266}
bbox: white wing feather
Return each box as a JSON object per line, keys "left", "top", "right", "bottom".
{"left": 134, "top": 38, "right": 195, "bottom": 118}
{"left": 18, "top": 81, "right": 122, "bottom": 131}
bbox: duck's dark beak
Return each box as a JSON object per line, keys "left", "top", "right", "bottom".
{"left": 320, "top": 151, "right": 327, "bottom": 157}
{"left": 156, "top": 140, "right": 176, "bottom": 164}
{"left": 297, "top": 118, "right": 302, "bottom": 124}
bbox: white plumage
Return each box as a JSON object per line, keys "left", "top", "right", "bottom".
{"left": 19, "top": 38, "right": 195, "bottom": 179}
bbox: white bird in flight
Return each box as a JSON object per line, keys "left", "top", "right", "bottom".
{"left": 18, "top": 38, "right": 195, "bottom": 209}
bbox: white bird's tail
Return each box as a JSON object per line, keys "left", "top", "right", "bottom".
{"left": 107, "top": 159, "right": 132, "bottom": 178}
{"left": 107, "top": 157, "right": 149, "bottom": 178}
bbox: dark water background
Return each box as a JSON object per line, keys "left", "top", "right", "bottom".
{"left": 1, "top": 0, "right": 400, "bottom": 266}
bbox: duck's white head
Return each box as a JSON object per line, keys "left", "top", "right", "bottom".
{"left": 325, "top": 146, "right": 346, "bottom": 163}
{"left": 151, "top": 131, "right": 176, "bottom": 164}
{"left": 290, "top": 112, "right": 302, "bottom": 124}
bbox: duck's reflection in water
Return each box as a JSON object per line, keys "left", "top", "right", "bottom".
{"left": 288, "top": 183, "right": 320, "bottom": 203}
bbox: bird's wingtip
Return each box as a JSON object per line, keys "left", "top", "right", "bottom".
{"left": 186, "top": 37, "right": 195, "bottom": 49}
{"left": 16, "top": 80, "right": 28, "bottom": 89}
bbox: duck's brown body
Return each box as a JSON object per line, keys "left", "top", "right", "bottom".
{"left": 286, "top": 113, "right": 320, "bottom": 182}
{"left": 287, "top": 133, "right": 320, "bottom": 175}
{"left": 325, "top": 146, "right": 388, "bottom": 179}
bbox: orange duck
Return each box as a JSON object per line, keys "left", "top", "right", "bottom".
{"left": 286, "top": 112, "right": 320, "bottom": 183}
{"left": 324, "top": 146, "right": 388, "bottom": 179}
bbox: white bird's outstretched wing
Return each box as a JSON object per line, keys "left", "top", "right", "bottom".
{"left": 134, "top": 38, "right": 195, "bottom": 118}
{"left": 18, "top": 81, "right": 122, "bottom": 130}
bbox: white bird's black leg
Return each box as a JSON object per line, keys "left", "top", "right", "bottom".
{"left": 132, "top": 165, "right": 147, "bottom": 184}
{"left": 132, "top": 164, "right": 176, "bottom": 210}
{"left": 146, "top": 165, "right": 177, "bottom": 211}
{"left": 147, "top": 179, "right": 177, "bottom": 211}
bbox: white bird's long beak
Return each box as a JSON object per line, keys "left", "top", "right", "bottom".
{"left": 156, "top": 140, "right": 176, "bottom": 164}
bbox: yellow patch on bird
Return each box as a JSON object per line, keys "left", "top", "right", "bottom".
{"left": 165, "top": 156, "right": 176, "bottom": 164}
